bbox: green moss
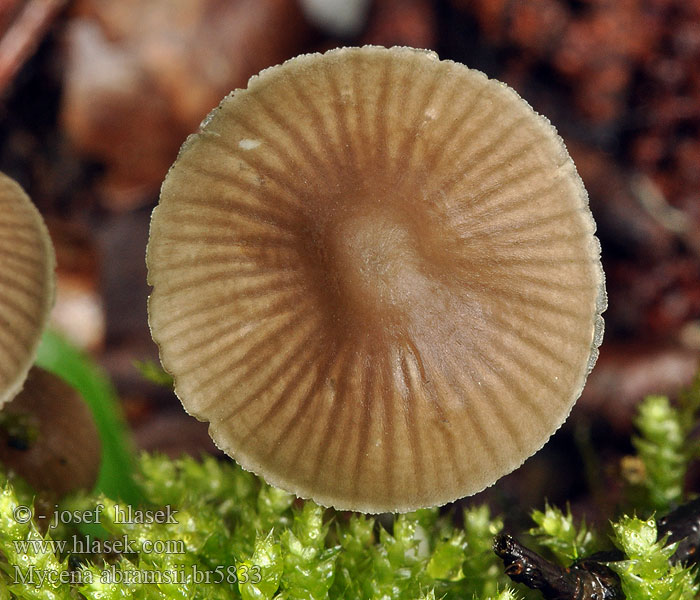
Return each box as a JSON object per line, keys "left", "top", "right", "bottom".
{"left": 0, "top": 481, "right": 72, "bottom": 600}
{"left": 529, "top": 503, "right": 599, "bottom": 563}
{"left": 609, "top": 516, "right": 698, "bottom": 599}
{"left": 632, "top": 395, "right": 687, "bottom": 511}
{"left": 2, "top": 337, "right": 700, "bottom": 599}
{"left": 0, "top": 455, "right": 514, "bottom": 600}
{"left": 627, "top": 373, "right": 700, "bottom": 514}
{"left": 0, "top": 447, "right": 697, "bottom": 599}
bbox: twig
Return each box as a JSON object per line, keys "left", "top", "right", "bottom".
{"left": 630, "top": 172, "right": 700, "bottom": 259}
{"left": 0, "top": 0, "right": 68, "bottom": 97}
{"left": 0, "top": 0, "right": 24, "bottom": 37}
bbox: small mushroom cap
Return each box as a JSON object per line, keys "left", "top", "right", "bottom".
{"left": 0, "top": 173, "right": 56, "bottom": 408}
{"left": 0, "top": 367, "right": 101, "bottom": 495}
{"left": 147, "top": 46, "right": 606, "bottom": 513}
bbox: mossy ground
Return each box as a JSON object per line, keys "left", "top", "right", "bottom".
{"left": 1, "top": 335, "right": 700, "bottom": 599}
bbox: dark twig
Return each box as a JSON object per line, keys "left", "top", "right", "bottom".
{"left": 657, "top": 497, "right": 700, "bottom": 565}
{"left": 495, "top": 497, "right": 700, "bottom": 599}
{"left": 494, "top": 534, "right": 624, "bottom": 600}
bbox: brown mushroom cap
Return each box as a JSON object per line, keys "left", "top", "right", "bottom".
{"left": 0, "top": 367, "right": 101, "bottom": 495}
{"left": 147, "top": 46, "right": 606, "bottom": 513}
{"left": 0, "top": 173, "right": 55, "bottom": 408}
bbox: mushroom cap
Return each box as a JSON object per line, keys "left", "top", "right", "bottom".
{"left": 147, "top": 46, "right": 606, "bottom": 513}
{"left": 0, "top": 173, "right": 56, "bottom": 408}
{"left": 0, "top": 367, "right": 101, "bottom": 495}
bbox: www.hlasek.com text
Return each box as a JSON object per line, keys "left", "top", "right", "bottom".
{"left": 14, "top": 533, "right": 186, "bottom": 556}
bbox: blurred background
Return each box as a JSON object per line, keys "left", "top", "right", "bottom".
{"left": 1, "top": 0, "right": 699, "bottom": 521}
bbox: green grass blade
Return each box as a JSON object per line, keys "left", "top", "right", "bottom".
{"left": 34, "top": 330, "right": 142, "bottom": 504}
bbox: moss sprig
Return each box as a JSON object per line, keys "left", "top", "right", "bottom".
{"left": 529, "top": 503, "right": 599, "bottom": 563}
{"left": 632, "top": 395, "right": 687, "bottom": 512}
{"left": 608, "top": 515, "right": 698, "bottom": 599}
{"left": 627, "top": 372, "right": 700, "bottom": 514}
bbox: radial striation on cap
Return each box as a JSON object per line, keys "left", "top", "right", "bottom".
{"left": 0, "top": 173, "right": 56, "bottom": 408}
{"left": 147, "top": 46, "right": 606, "bottom": 513}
